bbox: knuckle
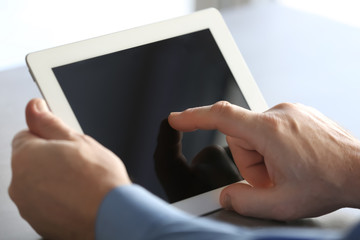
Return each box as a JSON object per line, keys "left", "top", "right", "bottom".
{"left": 272, "top": 102, "right": 296, "bottom": 111}
{"left": 8, "top": 184, "right": 15, "bottom": 201}
{"left": 293, "top": 102, "right": 305, "bottom": 108}
{"left": 79, "top": 134, "right": 96, "bottom": 144}
{"left": 262, "top": 102, "right": 302, "bottom": 134}
{"left": 17, "top": 207, "right": 29, "bottom": 221}
{"left": 210, "top": 101, "right": 233, "bottom": 115}
{"left": 11, "top": 144, "right": 30, "bottom": 172}
{"left": 8, "top": 182, "right": 22, "bottom": 211}
{"left": 63, "top": 129, "right": 77, "bottom": 140}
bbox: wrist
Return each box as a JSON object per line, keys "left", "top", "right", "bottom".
{"left": 343, "top": 140, "right": 360, "bottom": 209}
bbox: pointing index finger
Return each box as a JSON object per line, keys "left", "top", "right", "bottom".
{"left": 168, "top": 101, "right": 258, "bottom": 139}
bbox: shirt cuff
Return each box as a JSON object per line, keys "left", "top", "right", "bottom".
{"left": 95, "top": 184, "right": 191, "bottom": 240}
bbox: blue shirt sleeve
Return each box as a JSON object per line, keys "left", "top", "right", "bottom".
{"left": 95, "top": 184, "right": 350, "bottom": 240}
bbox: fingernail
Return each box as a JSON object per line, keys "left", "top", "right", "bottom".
{"left": 35, "top": 100, "right": 49, "bottom": 113}
{"left": 169, "top": 112, "right": 181, "bottom": 117}
{"left": 222, "top": 194, "right": 232, "bottom": 210}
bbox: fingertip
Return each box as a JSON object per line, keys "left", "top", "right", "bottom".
{"left": 168, "top": 112, "right": 182, "bottom": 129}
{"left": 168, "top": 112, "right": 181, "bottom": 118}
{"left": 26, "top": 99, "right": 47, "bottom": 132}
{"left": 26, "top": 98, "right": 49, "bottom": 115}
{"left": 220, "top": 193, "right": 233, "bottom": 210}
{"left": 24, "top": 99, "right": 74, "bottom": 140}
{"left": 34, "top": 98, "right": 49, "bottom": 113}
{"left": 26, "top": 98, "right": 50, "bottom": 126}
{"left": 220, "top": 182, "right": 255, "bottom": 214}
{"left": 220, "top": 183, "right": 241, "bottom": 210}
{"left": 168, "top": 108, "right": 202, "bottom": 132}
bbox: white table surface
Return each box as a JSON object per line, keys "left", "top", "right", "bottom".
{"left": 1, "top": 2, "right": 360, "bottom": 239}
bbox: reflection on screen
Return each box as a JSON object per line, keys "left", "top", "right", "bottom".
{"left": 52, "top": 29, "right": 249, "bottom": 202}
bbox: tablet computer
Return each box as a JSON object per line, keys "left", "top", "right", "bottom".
{"left": 26, "top": 8, "right": 268, "bottom": 216}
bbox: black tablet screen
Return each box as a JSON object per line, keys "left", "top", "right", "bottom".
{"left": 52, "top": 29, "right": 249, "bottom": 202}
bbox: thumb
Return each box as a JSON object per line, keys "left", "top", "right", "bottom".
{"left": 25, "top": 98, "right": 76, "bottom": 140}
{"left": 220, "top": 183, "right": 295, "bottom": 221}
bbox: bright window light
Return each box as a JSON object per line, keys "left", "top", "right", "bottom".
{"left": 0, "top": 0, "right": 195, "bottom": 70}
{"left": 278, "top": 0, "right": 360, "bottom": 28}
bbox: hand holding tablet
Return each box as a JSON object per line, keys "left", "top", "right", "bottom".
{"left": 26, "top": 8, "right": 268, "bottom": 215}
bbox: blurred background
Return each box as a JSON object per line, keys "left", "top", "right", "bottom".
{"left": 1, "top": 0, "right": 360, "bottom": 70}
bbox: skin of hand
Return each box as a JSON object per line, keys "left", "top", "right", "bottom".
{"left": 168, "top": 101, "right": 360, "bottom": 221}
{"left": 8, "top": 98, "right": 131, "bottom": 240}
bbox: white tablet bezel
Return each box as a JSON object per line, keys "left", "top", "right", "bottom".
{"left": 26, "top": 8, "right": 268, "bottom": 216}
